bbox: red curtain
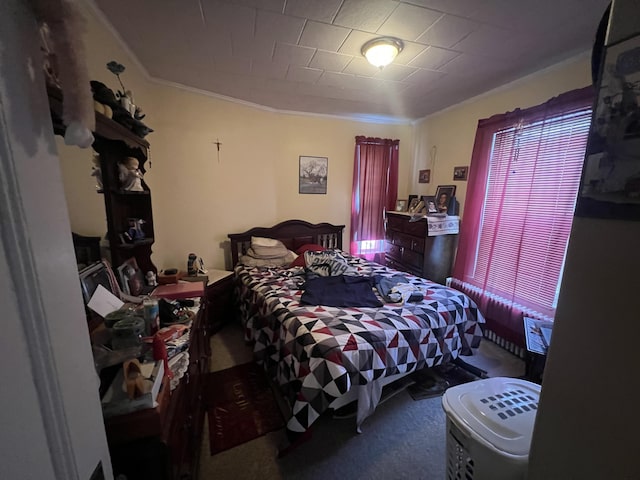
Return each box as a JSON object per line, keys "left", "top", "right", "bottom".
{"left": 452, "top": 86, "right": 594, "bottom": 346}
{"left": 350, "top": 136, "right": 399, "bottom": 261}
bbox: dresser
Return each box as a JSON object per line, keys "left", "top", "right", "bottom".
{"left": 384, "top": 211, "right": 459, "bottom": 284}
{"left": 105, "top": 298, "right": 209, "bottom": 480}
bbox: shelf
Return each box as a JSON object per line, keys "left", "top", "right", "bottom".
{"left": 117, "top": 238, "right": 154, "bottom": 249}
{"left": 46, "top": 84, "right": 149, "bottom": 156}
{"left": 112, "top": 190, "right": 151, "bottom": 196}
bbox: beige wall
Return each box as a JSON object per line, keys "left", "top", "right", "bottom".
{"left": 58, "top": 2, "right": 412, "bottom": 272}
{"left": 411, "top": 55, "right": 593, "bottom": 215}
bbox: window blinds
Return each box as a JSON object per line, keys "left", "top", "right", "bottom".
{"left": 472, "top": 109, "right": 592, "bottom": 316}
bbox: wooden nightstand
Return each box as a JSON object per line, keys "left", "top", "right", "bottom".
{"left": 205, "top": 269, "right": 235, "bottom": 334}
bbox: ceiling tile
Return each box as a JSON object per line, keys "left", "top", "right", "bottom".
{"left": 273, "top": 42, "right": 316, "bottom": 66}
{"left": 403, "top": 68, "right": 447, "bottom": 84}
{"left": 222, "top": 0, "right": 285, "bottom": 13}
{"left": 212, "top": 55, "right": 252, "bottom": 75}
{"left": 416, "top": 14, "right": 480, "bottom": 48}
{"left": 284, "top": 0, "right": 343, "bottom": 23}
{"left": 286, "top": 65, "right": 323, "bottom": 83}
{"left": 392, "top": 41, "right": 429, "bottom": 65}
{"left": 309, "top": 50, "right": 354, "bottom": 71}
{"left": 439, "top": 53, "right": 511, "bottom": 77}
{"left": 343, "top": 57, "right": 382, "bottom": 76}
{"left": 250, "top": 60, "right": 289, "bottom": 79}
{"left": 200, "top": 0, "right": 255, "bottom": 37}
{"left": 339, "top": 30, "right": 379, "bottom": 56}
{"left": 299, "top": 21, "right": 351, "bottom": 51}
{"left": 317, "top": 71, "right": 357, "bottom": 88}
{"left": 377, "top": 3, "right": 442, "bottom": 40}
{"left": 333, "top": 0, "right": 399, "bottom": 31}
{"left": 255, "top": 10, "right": 305, "bottom": 43}
{"left": 374, "top": 63, "right": 418, "bottom": 81}
{"left": 401, "top": 0, "right": 486, "bottom": 17}
{"left": 451, "top": 25, "right": 515, "bottom": 58}
{"left": 231, "top": 36, "right": 276, "bottom": 59}
{"left": 409, "top": 46, "right": 460, "bottom": 69}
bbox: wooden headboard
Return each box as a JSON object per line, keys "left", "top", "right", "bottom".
{"left": 228, "top": 219, "right": 345, "bottom": 267}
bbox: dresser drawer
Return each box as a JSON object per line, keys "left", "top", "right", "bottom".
{"left": 386, "top": 213, "right": 406, "bottom": 232}
{"left": 393, "top": 232, "right": 414, "bottom": 249}
{"left": 411, "top": 237, "right": 425, "bottom": 253}
{"left": 404, "top": 218, "right": 427, "bottom": 237}
{"left": 402, "top": 247, "right": 424, "bottom": 271}
{"left": 386, "top": 242, "right": 402, "bottom": 262}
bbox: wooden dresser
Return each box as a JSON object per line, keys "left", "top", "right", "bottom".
{"left": 106, "top": 298, "right": 209, "bottom": 480}
{"left": 384, "top": 211, "right": 458, "bottom": 284}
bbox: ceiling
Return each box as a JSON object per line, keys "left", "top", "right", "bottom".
{"left": 93, "top": 0, "right": 610, "bottom": 123}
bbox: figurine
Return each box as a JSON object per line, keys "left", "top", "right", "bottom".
{"left": 118, "top": 157, "right": 144, "bottom": 191}
{"left": 124, "top": 218, "right": 145, "bottom": 243}
{"left": 90, "top": 153, "right": 102, "bottom": 190}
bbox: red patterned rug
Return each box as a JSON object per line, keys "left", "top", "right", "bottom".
{"left": 203, "top": 362, "right": 285, "bottom": 454}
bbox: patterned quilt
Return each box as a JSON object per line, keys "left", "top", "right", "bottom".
{"left": 234, "top": 254, "right": 484, "bottom": 435}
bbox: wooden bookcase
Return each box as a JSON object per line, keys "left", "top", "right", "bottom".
{"left": 47, "top": 85, "right": 156, "bottom": 274}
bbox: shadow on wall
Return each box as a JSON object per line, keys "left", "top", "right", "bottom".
{"left": 220, "top": 240, "right": 233, "bottom": 271}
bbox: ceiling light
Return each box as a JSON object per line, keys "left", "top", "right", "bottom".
{"left": 361, "top": 37, "right": 404, "bottom": 68}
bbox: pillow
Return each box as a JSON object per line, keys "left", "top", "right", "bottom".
{"left": 251, "top": 236, "right": 281, "bottom": 247}
{"left": 295, "top": 243, "right": 327, "bottom": 255}
{"left": 248, "top": 237, "right": 290, "bottom": 259}
{"left": 240, "top": 250, "right": 296, "bottom": 268}
{"left": 304, "top": 250, "right": 353, "bottom": 277}
{"left": 290, "top": 244, "right": 328, "bottom": 267}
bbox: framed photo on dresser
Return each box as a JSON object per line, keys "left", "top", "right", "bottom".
{"left": 435, "top": 185, "right": 456, "bottom": 214}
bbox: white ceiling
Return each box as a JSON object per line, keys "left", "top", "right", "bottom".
{"left": 93, "top": 0, "right": 610, "bottom": 122}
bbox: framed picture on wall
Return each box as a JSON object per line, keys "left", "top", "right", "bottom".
{"left": 299, "top": 156, "right": 328, "bottom": 194}
{"left": 453, "top": 166, "right": 468, "bottom": 181}
{"left": 418, "top": 169, "right": 431, "bottom": 183}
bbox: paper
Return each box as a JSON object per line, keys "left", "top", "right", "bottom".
{"left": 87, "top": 284, "right": 124, "bottom": 317}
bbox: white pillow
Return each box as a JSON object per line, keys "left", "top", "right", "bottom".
{"left": 251, "top": 236, "right": 281, "bottom": 247}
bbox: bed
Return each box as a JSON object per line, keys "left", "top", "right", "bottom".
{"left": 228, "top": 219, "right": 484, "bottom": 440}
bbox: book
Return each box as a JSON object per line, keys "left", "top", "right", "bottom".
{"left": 101, "top": 360, "right": 164, "bottom": 418}
{"left": 151, "top": 281, "right": 205, "bottom": 300}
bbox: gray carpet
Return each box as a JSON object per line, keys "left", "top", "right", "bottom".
{"left": 198, "top": 322, "right": 524, "bottom": 480}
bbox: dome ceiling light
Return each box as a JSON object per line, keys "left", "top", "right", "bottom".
{"left": 361, "top": 37, "right": 404, "bottom": 68}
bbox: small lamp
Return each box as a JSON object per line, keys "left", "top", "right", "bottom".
{"left": 361, "top": 37, "right": 404, "bottom": 68}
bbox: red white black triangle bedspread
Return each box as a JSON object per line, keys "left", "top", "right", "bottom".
{"left": 234, "top": 255, "right": 484, "bottom": 435}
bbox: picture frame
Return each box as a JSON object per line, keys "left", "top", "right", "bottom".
{"left": 418, "top": 169, "right": 431, "bottom": 183}
{"left": 453, "top": 166, "right": 468, "bottom": 181}
{"left": 407, "top": 195, "right": 420, "bottom": 213}
{"left": 117, "top": 257, "right": 145, "bottom": 296}
{"left": 395, "top": 199, "right": 407, "bottom": 211}
{"left": 575, "top": 33, "right": 640, "bottom": 220}
{"left": 435, "top": 185, "right": 456, "bottom": 214}
{"left": 422, "top": 195, "right": 437, "bottom": 214}
{"left": 299, "top": 156, "right": 328, "bottom": 194}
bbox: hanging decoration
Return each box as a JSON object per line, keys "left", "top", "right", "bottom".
{"left": 213, "top": 138, "right": 222, "bottom": 162}
{"left": 32, "top": 0, "right": 95, "bottom": 148}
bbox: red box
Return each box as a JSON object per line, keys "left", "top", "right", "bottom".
{"left": 151, "top": 281, "right": 204, "bottom": 300}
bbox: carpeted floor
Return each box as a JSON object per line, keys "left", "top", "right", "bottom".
{"left": 198, "top": 322, "right": 525, "bottom": 480}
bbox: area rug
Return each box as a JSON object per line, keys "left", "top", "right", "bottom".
{"left": 407, "top": 362, "right": 481, "bottom": 401}
{"left": 203, "top": 362, "right": 285, "bottom": 454}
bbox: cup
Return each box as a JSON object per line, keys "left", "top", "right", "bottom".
{"left": 143, "top": 298, "right": 159, "bottom": 336}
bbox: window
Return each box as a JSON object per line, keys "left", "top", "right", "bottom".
{"left": 350, "top": 136, "right": 399, "bottom": 260}
{"left": 452, "top": 87, "right": 593, "bottom": 346}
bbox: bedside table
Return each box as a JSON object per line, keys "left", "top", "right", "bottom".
{"left": 205, "top": 269, "right": 235, "bottom": 334}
